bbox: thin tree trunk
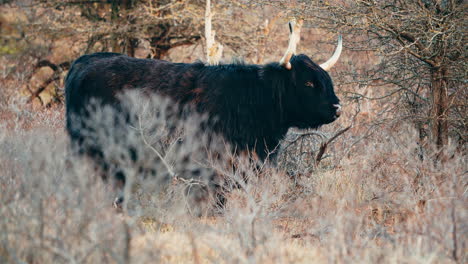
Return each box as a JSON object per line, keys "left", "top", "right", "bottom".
{"left": 430, "top": 67, "right": 449, "bottom": 148}
{"left": 151, "top": 47, "right": 169, "bottom": 59}
{"left": 122, "top": 0, "right": 137, "bottom": 57}
{"left": 110, "top": 0, "right": 122, "bottom": 53}
{"left": 124, "top": 37, "right": 138, "bottom": 57}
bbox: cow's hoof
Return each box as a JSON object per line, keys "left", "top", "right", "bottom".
{"left": 113, "top": 196, "right": 124, "bottom": 212}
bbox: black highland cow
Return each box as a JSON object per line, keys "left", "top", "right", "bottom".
{"left": 65, "top": 20, "right": 342, "bottom": 191}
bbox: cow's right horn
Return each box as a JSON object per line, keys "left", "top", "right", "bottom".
{"left": 279, "top": 19, "right": 303, "bottom": 70}
{"left": 319, "top": 35, "right": 342, "bottom": 71}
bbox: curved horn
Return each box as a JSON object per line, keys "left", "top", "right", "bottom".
{"left": 319, "top": 35, "right": 342, "bottom": 71}
{"left": 279, "top": 19, "right": 303, "bottom": 70}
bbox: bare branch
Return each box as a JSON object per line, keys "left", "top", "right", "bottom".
{"left": 137, "top": 115, "right": 176, "bottom": 177}
{"left": 315, "top": 125, "right": 352, "bottom": 165}
{"left": 205, "top": 0, "right": 223, "bottom": 65}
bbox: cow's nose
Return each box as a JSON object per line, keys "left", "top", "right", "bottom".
{"left": 333, "top": 104, "right": 342, "bottom": 117}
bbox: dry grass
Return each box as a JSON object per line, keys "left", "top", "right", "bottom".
{"left": 0, "top": 5, "right": 466, "bottom": 262}
{"left": 0, "top": 88, "right": 466, "bottom": 263}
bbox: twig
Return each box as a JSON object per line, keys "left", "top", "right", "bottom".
{"left": 188, "top": 232, "right": 201, "bottom": 264}
{"left": 123, "top": 220, "right": 131, "bottom": 264}
{"left": 282, "top": 131, "right": 328, "bottom": 151}
{"left": 138, "top": 115, "right": 176, "bottom": 177}
{"left": 137, "top": 116, "right": 207, "bottom": 189}
{"left": 451, "top": 198, "right": 459, "bottom": 263}
{"left": 315, "top": 125, "right": 352, "bottom": 165}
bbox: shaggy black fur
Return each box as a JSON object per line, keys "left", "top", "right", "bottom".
{"left": 65, "top": 52, "right": 340, "bottom": 162}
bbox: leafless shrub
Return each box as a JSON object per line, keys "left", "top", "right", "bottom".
{"left": 0, "top": 126, "right": 134, "bottom": 263}
{"left": 1, "top": 1, "right": 466, "bottom": 263}
{"left": 285, "top": 124, "right": 467, "bottom": 263}
{"left": 72, "top": 91, "right": 234, "bottom": 217}
{"left": 1, "top": 93, "right": 466, "bottom": 264}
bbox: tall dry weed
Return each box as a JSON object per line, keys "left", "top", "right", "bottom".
{"left": 0, "top": 93, "right": 466, "bottom": 263}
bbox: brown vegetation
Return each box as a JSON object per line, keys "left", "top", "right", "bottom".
{"left": 0, "top": 0, "right": 466, "bottom": 263}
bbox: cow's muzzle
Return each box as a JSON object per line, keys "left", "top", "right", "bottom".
{"left": 333, "top": 104, "right": 342, "bottom": 118}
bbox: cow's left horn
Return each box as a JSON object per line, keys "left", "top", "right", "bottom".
{"left": 279, "top": 19, "right": 303, "bottom": 70}
{"left": 319, "top": 35, "right": 342, "bottom": 71}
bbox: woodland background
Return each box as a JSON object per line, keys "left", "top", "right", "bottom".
{"left": 0, "top": 0, "right": 466, "bottom": 263}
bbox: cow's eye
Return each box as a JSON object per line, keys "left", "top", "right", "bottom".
{"left": 305, "top": 81, "right": 314, "bottom": 87}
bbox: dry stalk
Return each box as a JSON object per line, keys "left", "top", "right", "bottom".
{"left": 315, "top": 125, "right": 352, "bottom": 166}
{"left": 205, "top": 0, "right": 223, "bottom": 65}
